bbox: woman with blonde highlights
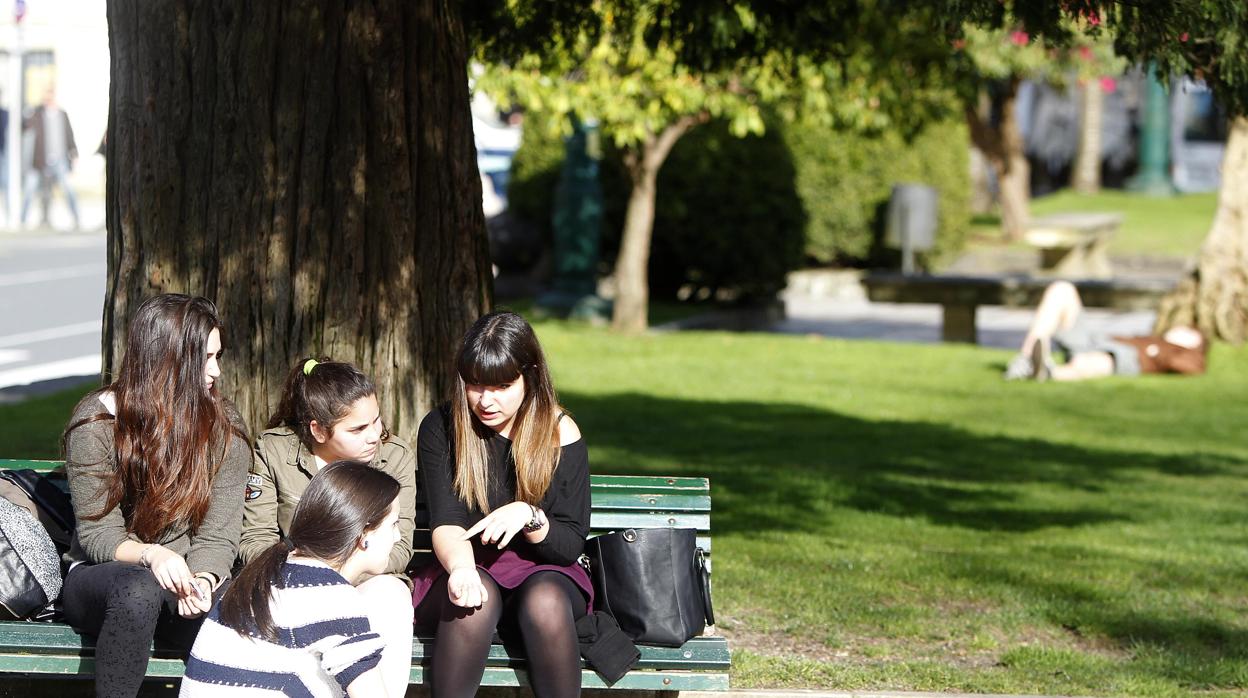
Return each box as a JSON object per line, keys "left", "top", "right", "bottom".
{"left": 60, "top": 294, "right": 250, "bottom": 697}
{"left": 414, "top": 310, "right": 590, "bottom": 698}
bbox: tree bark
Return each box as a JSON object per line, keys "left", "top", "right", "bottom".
{"left": 1072, "top": 80, "right": 1104, "bottom": 195}
{"left": 104, "top": 0, "right": 492, "bottom": 434}
{"left": 610, "top": 116, "right": 699, "bottom": 333}
{"left": 1155, "top": 116, "right": 1248, "bottom": 343}
{"left": 965, "top": 78, "right": 1030, "bottom": 240}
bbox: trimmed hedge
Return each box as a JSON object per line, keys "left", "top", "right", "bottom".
{"left": 506, "top": 114, "right": 971, "bottom": 297}
{"left": 784, "top": 117, "right": 971, "bottom": 265}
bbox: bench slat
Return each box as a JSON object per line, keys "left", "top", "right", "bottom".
{"left": 0, "top": 654, "right": 730, "bottom": 691}
{"left": 588, "top": 475, "right": 709, "bottom": 491}
{"left": 587, "top": 493, "right": 711, "bottom": 511}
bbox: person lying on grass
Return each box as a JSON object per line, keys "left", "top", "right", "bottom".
{"left": 1004, "top": 280, "right": 1207, "bottom": 382}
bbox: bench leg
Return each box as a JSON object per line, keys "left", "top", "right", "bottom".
{"left": 942, "top": 304, "right": 977, "bottom": 344}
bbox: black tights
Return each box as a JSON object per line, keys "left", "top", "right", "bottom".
{"left": 425, "top": 571, "right": 586, "bottom": 698}
{"left": 61, "top": 562, "right": 205, "bottom": 698}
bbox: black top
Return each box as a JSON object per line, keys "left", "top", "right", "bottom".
{"left": 417, "top": 406, "right": 590, "bottom": 567}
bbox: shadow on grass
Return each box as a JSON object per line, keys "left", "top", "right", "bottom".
{"left": 565, "top": 390, "right": 1238, "bottom": 536}
{"left": 564, "top": 390, "right": 1248, "bottom": 683}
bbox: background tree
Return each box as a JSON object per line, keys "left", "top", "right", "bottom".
{"left": 479, "top": 2, "right": 954, "bottom": 332}
{"left": 954, "top": 24, "right": 1117, "bottom": 238}
{"left": 939, "top": 0, "right": 1248, "bottom": 340}
{"left": 105, "top": 0, "right": 494, "bottom": 433}
{"left": 1108, "top": 4, "right": 1248, "bottom": 342}
{"left": 1071, "top": 35, "right": 1127, "bottom": 194}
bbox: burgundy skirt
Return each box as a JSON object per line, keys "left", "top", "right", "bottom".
{"left": 411, "top": 545, "right": 593, "bottom": 617}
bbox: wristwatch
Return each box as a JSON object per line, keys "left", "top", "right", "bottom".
{"left": 523, "top": 504, "right": 546, "bottom": 533}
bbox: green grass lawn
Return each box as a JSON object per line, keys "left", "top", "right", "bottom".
{"left": 6, "top": 325, "right": 1248, "bottom": 696}
{"left": 969, "top": 189, "right": 1219, "bottom": 259}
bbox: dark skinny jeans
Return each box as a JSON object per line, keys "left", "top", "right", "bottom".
{"left": 61, "top": 561, "right": 206, "bottom": 698}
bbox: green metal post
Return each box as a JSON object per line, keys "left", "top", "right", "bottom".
{"left": 1127, "top": 62, "right": 1175, "bottom": 196}
{"left": 535, "top": 119, "right": 610, "bottom": 321}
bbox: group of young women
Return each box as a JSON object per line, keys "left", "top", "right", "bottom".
{"left": 60, "top": 294, "right": 591, "bottom": 698}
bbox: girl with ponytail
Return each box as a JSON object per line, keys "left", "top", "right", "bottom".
{"left": 241, "top": 357, "right": 417, "bottom": 694}
{"left": 181, "top": 461, "right": 408, "bottom": 697}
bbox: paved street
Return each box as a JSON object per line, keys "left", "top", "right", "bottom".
{"left": 0, "top": 230, "right": 105, "bottom": 401}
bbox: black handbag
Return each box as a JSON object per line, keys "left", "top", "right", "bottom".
{"left": 0, "top": 497, "right": 63, "bottom": 620}
{"left": 586, "top": 527, "right": 714, "bottom": 647}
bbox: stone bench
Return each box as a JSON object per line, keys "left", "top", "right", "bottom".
{"left": 1024, "top": 212, "right": 1122, "bottom": 279}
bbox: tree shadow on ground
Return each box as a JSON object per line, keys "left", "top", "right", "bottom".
{"left": 563, "top": 390, "right": 1240, "bottom": 537}
{"left": 563, "top": 390, "right": 1248, "bottom": 681}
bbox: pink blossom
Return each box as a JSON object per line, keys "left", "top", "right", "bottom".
{"left": 1179, "top": 32, "right": 1189, "bottom": 42}
{"left": 1100, "top": 77, "right": 1117, "bottom": 93}
{"left": 1010, "top": 30, "right": 1030, "bottom": 46}
{"left": 1078, "top": 46, "right": 1093, "bottom": 61}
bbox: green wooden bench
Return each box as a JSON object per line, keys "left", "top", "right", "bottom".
{"left": 0, "top": 460, "right": 729, "bottom": 695}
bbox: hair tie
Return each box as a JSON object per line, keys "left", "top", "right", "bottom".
{"left": 282, "top": 536, "right": 296, "bottom": 552}
{"left": 302, "top": 359, "right": 319, "bottom": 376}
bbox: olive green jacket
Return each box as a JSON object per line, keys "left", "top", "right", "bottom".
{"left": 240, "top": 426, "right": 417, "bottom": 577}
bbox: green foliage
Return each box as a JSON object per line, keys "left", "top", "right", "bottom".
{"left": 955, "top": 20, "right": 1127, "bottom": 89}
{"left": 785, "top": 116, "right": 971, "bottom": 265}
{"left": 509, "top": 116, "right": 805, "bottom": 299}
{"left": 506, "top": 127, "right": 566, "bottom": 237}
{"left": 609, "top": 119, "right": 807, "bottom": 299}
{"left": 509, "top": 113, "right": 972, "bottom": 281}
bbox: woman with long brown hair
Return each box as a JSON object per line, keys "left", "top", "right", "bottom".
{"left": 181, "top": 460, "right": 407, "bottom": 697}
{"left": 413, "top": 310, "right": 590, "bottom": 698}
{"left": 60, "top": 294, "right": 251, "bottom": 697}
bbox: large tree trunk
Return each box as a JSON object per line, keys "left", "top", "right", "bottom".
{"left": 104, "top": 1, "right": 492, "bottom": 434}
{"left": 1072, "top": 80, "right": 1104, "bottom": 194}
{"left": 965, "top": 78, "right": 1030, "bottom": 240}
{"left": 610, "top": 116, "right": 698, "bottom": 334}
{"left": 1155, "top": 116, "right": 1248, "bottom": 342}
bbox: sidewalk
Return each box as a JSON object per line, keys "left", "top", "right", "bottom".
{"left": 678, "top": 694, "right": 1078, "bottom": 698}
{"left": 773, "top": 291, "right": 1155, "bottom": 352}
{"left": 678, "top": 691, "right": 1087, "bottom": 698}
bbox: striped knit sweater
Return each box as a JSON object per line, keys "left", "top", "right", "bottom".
{"left": 180, "top": 557, "right": 384, "bottom": 697}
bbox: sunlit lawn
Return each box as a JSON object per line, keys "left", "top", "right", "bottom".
{"left": 970, "top": 189, "right": 1219, "bottom": 259}
{"left": 5, "top": 322, "right": 1248, "bottom": 697}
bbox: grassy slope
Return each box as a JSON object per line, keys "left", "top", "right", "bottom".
{"left": 5, "top": 326, "right": 1246, "bottom": 696}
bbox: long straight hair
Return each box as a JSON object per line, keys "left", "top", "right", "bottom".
{"left": 451, "top": 311, "right": 565, "bottom": 513}
{"left": 62, "top": 294, "right": 242, "bottom": 540}
{"left": 217, "top": 460, "right": 400, "bottom": 643}
{"left": 265, "top": 357, "right": 388, "bottom": 449}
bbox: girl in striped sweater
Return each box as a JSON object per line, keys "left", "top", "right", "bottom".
{"left": 181, "top": 461, "right": 408, "bottom": 697}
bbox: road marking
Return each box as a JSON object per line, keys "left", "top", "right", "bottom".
{"left": 0, "top": 264, "right": 105, "bottom": 287}
{"left": 0, "top": 321, "right": 99, "bottom": 348}
{"left": 0, "top": 354, "right": 100, "bottom": 390}
{"left": 0, "top": 349, "right": 30, "bottom": 366}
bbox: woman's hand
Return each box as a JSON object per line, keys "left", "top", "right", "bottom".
{"left": 447, "top": 565, "right": 489, "bottom": 608}
{"left": 461, "top": 501, "right": 533, "bottom": 549}
{"left": 145, "top": 545, "right": 195, "bottom": 597}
